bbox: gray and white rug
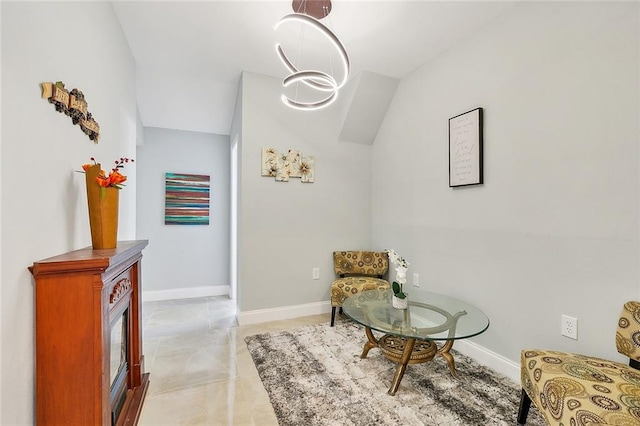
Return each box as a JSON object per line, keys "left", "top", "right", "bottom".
{"left": 245, "top": 320, "right": 546, "bottom": 426}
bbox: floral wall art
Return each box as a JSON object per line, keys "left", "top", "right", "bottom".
{"left": 164, "top": 173, "right": 211, "bottom": 225}
{"left": 261, "top": 148, "right": 315, "bottom": 183}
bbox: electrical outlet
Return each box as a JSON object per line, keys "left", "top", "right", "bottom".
{"left": 561, "top": 315, "right": 578, "bottom": 340}
{"left": 413, "top": 273, "right": 420, "bottom": 287}
{"left": 312, "top": 268, "right": 320, "bottom": 280}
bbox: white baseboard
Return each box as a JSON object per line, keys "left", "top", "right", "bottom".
{"left": 238, "top": 300, "right": 520, "bottom": 382}
{"left": 453, "top": 339, "right": 521, "bottom": 383}
{"left": 238, "top": 301, "right": 332, "bottom": 325}
{"left": 142, "top": 285, "right": 229, "bottom": 302}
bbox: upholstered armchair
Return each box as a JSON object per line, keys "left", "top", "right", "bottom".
{"left": 330, "top": 251, "right": 389, "bottom": 327}
{"left": 518, "top": 301, "right": 640, "bottom": 425}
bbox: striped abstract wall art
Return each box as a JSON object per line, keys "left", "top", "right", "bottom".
{"left": 165, "top": 173, "right": 210, "bottom": 225}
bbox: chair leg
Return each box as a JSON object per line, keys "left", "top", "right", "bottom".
{"left": 517, "top": 389, "right": 531, "bottom": 425}
{"left": 339, "top": 307, "right": 343, "bottom": 314}
{"left": 330, "top": 307, "right": 336, "bottom": 327}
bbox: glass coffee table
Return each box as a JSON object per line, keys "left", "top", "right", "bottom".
{"left": 341, "top": 289, "right": 490, "bottom": 395}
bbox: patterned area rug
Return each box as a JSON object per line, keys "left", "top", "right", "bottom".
{"left": 245, "top": 321, "right": 547, "bottom": 426}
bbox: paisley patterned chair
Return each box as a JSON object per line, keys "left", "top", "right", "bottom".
{"left": 330, "top": 251, "right": 389, "bottom": 327}
{"left": 518, "top": 301, "right": 640, "bottom": 425}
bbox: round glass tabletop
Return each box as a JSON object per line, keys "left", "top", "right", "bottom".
{"left": 341, "top": 289, "right": 490, "bottom": 341}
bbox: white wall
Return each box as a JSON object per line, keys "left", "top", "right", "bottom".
{"left": 1, "top": 2, "right": 136, "bottom": 423}
{"left": 136, "top": 127, "right": 230, "bottom": 299}
{"left": 230, "top": 77, "right": 244, "bottom": 304}
{"left": 238, "top": 72, "right": 374, "bottom": 315}
{"left": 136, "top": 67, "right": 237, "bottom": 135}
{"left": 372, "top": 1, "right": 639, "bottom": 368}
{"left": 0, "top": 2, "right": 4, "bottom": 415}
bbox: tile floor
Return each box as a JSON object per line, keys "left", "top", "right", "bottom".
{"left": 138, "top": 296, "right": 329, "bottom": 425}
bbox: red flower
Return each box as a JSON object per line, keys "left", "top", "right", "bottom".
{"left": 81, "top": 157, "right": 133, "bottom": 190}
{"left": 107, "top": 170, "right": 127, "bottom": 186}
{"left": 82, "top": 157, "right": 98, "bottom": 172}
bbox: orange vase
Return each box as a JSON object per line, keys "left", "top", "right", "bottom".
{"left": 85, "top": 164, "right": 119, "bottom": 249}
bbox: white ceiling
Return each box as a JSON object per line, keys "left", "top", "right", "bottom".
{"left": 112, "top": 1, "right": 518, "bottom": 135}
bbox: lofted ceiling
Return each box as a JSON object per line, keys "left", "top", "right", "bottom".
{"left": 112, "top": 1, "right": 518, "bottom": 136}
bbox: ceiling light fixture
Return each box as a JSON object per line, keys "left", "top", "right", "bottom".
{"left": 274, "top": 0, "right": 350, "bottom": 111}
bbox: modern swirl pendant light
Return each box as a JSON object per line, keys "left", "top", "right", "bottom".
{"left": 274, "top": 0, "right": 350, "bottom": 111}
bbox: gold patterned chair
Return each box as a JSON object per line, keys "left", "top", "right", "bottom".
{"left": 518, "top": 301, "right": 640, "bottom": 425}
{"left": 330, "top": 251, "right": 389, "bottom": 327}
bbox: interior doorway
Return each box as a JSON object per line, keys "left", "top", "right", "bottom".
{"left": 230, "top": 137, "right": 238, "bottom": 302}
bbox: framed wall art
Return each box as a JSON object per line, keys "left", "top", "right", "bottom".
{"left": 261, "top": 148, "right": 278, "bottom": 177}
{"left": 164, "top": 173, "right": 210, "bottom": 225}
{"left": 261, "top": 147, "right": 315, "bottom": 183}
{"left": 449, "top": 107, "right": 483, "bottom": 187}
{"left": 300, "top": 155, "right": 315, "bottom": 183}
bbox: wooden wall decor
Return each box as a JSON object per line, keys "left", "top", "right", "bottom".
{"left": 41, "top": 81, "right": 101, "bottom": 143}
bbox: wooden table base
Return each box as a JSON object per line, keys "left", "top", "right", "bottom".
{"left": 360, "top": 327, "right": 458, "bottom": 395}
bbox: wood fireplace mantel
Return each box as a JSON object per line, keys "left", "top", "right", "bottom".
{"left": 31, "top": 240, "right": 149, "bottom": 425}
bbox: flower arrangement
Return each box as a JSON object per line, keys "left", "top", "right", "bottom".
{"left": 82, "top": 157, "right": 134, "bottom": 190}
{"left": 386, "top": 249, "right": 409, "bottom": 299}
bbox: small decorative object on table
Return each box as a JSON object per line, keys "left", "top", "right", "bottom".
{"left": 386, "top": 249, "right": 409, "bottom": 309}
{"left": 81, "top": 157, "right": 133, "bottom": 249}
